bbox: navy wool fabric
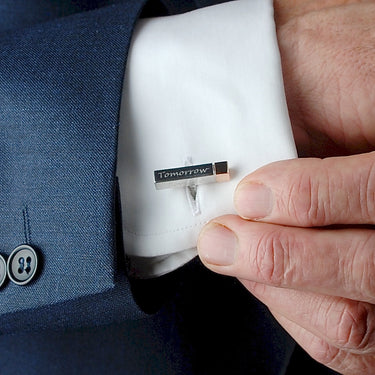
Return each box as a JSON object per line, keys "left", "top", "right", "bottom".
{"left": 0, "top": 259, "right": 296, "bottom": 375}
{"left": 0, "top": 0, "right": 148, "bottom": 330}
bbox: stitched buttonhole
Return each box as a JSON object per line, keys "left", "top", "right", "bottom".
{"left": 186, "top": 184, "right": 201, "bottom": 216}
{"left": 184, "top": 157, "right": 201, "bottom": 216}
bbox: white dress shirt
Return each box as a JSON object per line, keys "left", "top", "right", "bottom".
{"left": 117, "top": 0, "right": 297, "bottom": 278}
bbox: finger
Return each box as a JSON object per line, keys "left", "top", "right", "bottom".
{"left": 197, "top": 215, "right": 375, "bottom": 303}
{"left": 240, "top": 280, "right": 375, "bottom": 355}
{"left": 271, "top": 311, "right": 375, "bottom": 375}
{"left": 234, "top": 153, "right": 375, "bottom": 226}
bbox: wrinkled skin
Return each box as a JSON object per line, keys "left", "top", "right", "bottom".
{"left": 197, "top": 1, "right": 375, "bottom": 374}
{"left": 277, "top": 0, "right": 375, "bottom": 157}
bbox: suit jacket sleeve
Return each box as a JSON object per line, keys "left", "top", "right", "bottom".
{"left": 0, "top": 0, "right": 155, "bottom": 333}
{"left": 0, "top": 0, "right": 236, "bottom": 334}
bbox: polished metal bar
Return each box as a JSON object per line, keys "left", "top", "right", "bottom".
{"left": 154, "top": 161, "right": 229, "bottom": 190}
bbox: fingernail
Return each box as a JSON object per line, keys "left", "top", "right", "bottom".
{"left": 235, "top": 183, "right": 273, "bottom": 219}
{"left": 198, "top": 223, "right": 237, "bottom": 266}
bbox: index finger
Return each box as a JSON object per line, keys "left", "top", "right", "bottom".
{"left": 234, "top": 153, "right": 375, "bottom": 227}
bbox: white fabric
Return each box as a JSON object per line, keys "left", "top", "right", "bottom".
{"left": 117, "top": 0, "right": 297, "bottom": 278}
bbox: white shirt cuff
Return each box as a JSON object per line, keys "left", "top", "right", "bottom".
{"left": 117, "top": 0, "right": 297, "bottom": 278}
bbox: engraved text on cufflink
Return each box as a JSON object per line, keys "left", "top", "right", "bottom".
{"left": 154, "top": 161, "right": 230, "bottom": 190}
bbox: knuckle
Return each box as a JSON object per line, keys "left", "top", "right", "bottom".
{"left": 252, "top": 230, "right": 293, "bottom": 286}
{"left": 356, "top": 234, "right": 375, "bottom": 301}
{"left": 283, "top": 156, "right": 375, "bottom": 226}
{"left": 309, "top": 337, "right": 342, "bottom": 368}
{"left": 285, "top": 166, "right": 329, "bottom": 226}
{"left": 359, "top": 158, "right": 375, "bottom": 223}
{"left": 336, "top": 302, "right": 374, "bottom": 352}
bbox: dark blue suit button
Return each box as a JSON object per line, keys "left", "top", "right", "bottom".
{"left": 7, "top": 245, "right": 38, "bottom": 285}
{"left": 0, "top": 255, "right": 6, "bottom": 288}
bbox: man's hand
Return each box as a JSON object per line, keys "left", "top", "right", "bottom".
{"left": 198, "top": 155, "right": 375, "bottom": 374}
{"left": 197, "top": 2, "right": 375, "bottom": 374}
{"left": 276, "top": 0, "right": 375, "bottom": 157}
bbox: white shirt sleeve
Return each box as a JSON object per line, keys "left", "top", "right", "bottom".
{"left": 117, "top": 0, "right": 297, "bottom": 278}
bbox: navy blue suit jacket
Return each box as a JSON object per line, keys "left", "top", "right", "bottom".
{"left": 0, "top": 1, "right": 339, "bottom": 374}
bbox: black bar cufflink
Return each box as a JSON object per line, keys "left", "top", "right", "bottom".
{"left": 154, "top": 161, "right": 230, "bottom": 190}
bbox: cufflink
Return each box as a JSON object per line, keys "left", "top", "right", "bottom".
{"left": 154, "top": 161, "right": 230, "bottom": 190}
